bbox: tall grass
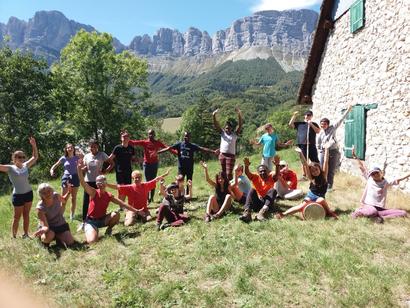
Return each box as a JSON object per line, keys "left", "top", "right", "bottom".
{"left": 0, "top": 150, "right": 410, "bottom": 307}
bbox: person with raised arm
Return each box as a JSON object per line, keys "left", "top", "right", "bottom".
{"left": 107, "top": 169, "right": 170, "bottom": 226}
{"left": 77, "top": 160, "right": 139, "bottom": 244}
{"left": 277, "top": 145, "right": 337, "bottom": 219}
{"left": 251, "top": 123, "right": 293, "bottom": 171}
{"left": 316, "top": 104, "right": 353, "bottom": 190}
{"left": 239, "top": 156, "right": 281, "bottom": 223}
{"left": 129, "top": 129, "right": 169, "bottom": 203}
{"left": 229, "top": 164, "right": 251, "bottom": 205}
{"left": 274, "top": 159, "right": 304, "bottom": 200}
{"left": 200, "top": 161, "right": 233, "bottom": 222}
{"left": 351, "top": 148, "right": 409, "bottom": 223}
{"left": 158, "top": 131, "right": 218, "bottom": 195}
{"left": 289, "top": 110, "right": 320, "bottom": 179}
{"left": 33, "top": 183, "right": 75, "bottom": 247}
{"left": 213, "top": 107, "right": 243, "bottom": 180}
{"left": 50, "top": 143, "right": 83, "bottom": 221}
{"left": 0, "top": 137, "right": 38, "bottom": 238}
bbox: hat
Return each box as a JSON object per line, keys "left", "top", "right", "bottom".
{"left": 166, "top": 182, "right": 179, "bottom": 193}
{"left": 368, "top": 166, "right": 382, "bottom": 177}
{"left": 279, "top": 160, "right": 288, "bottom": 166}
{"left": 96, "top": 175, "right": 107, "bottom": 184}
{"left": 304, "top": 110, "right": 313, "bottom": 116}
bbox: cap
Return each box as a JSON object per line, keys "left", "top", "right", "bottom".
{"left": 96, "top": 175, "right": 107, "bottom": 184}
{"left": 368, "top": 166, "right": 382, "bottom": 177}
{"left": 166, "top": 182, "right": 179, "bottom": 193}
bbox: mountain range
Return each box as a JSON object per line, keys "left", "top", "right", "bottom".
{"left": 0, "top": 9, "right": 318, "bottom": 74}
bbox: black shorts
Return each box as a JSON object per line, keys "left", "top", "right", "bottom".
{"left": 49, "top": 223, "right": 70, "bottom": 234}
{"left": 85, "top": 214, "right": 110, "bottom": 229}
{"left": 62, "top": 174, "right": 80, "bottom": 188}
{"left": 116, "top": 172, "right": 132, "bottom": 185}
{"left": 12, "top": 190, "right": 33, "bottom": 207}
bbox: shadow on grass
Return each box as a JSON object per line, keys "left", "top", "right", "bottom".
{"left": 46, "top": 240, "right": 88, "bottom": 259}
{"left": 110, "top": 231, "right": 141, "bottom": 246}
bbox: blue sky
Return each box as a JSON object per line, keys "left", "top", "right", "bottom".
{"left": 0, "top": 0, "right": 321, "bottom": 45}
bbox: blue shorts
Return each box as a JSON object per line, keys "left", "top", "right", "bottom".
{"left": 304, "top": 190, "right": 324, "bottom": 202}
{"left": 12, "top": 190, "right": 33, "bottom": 207}
{"left": 62, "top": 174, "right": 80, "bottom": 188}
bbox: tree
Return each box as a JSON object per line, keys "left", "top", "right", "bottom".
{"left": 0, "top": 45, "right": 53, "bottom": 190}
{"left": 52, "top": 30, "right": 149, "bottom": 151}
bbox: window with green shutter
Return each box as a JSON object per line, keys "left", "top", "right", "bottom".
{"left": 344, "top": 105, "right": 366, "bottom": 159}
{"left": 350, "top": 0, "right": 364, "bottom": 33}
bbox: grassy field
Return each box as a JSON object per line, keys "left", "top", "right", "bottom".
{"left": 1, "top": 150, "right": 410, "bottom": 307}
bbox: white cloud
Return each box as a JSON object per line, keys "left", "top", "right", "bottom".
{"left": 251, "top": 0, "right": 321, "bottom": 12}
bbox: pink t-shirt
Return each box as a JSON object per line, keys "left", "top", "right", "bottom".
{"left": 360, "top": 176, "right": 397, "bottom": 208}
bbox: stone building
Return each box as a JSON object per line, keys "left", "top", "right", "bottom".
{"left": 297, "top": 0, "right": 410, "bottom": 192}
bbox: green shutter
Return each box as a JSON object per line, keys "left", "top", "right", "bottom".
{"left": 350, "top": 0, "right": 364, "bottom": 33}
{"left": 344, "top": 105, "right": 366, "bottom": 159}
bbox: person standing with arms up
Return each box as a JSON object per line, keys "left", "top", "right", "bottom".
{"left": 213, "top": 107, "right": 243, "bottom": 180}
{"left": 289, "top": 110, "right": 320, "bottom": 178}
{"left": 0, "top": 137, "right": 38, "bottom": 238}
{"left": 316, "top": 105, "right": 352, "bottom": 190}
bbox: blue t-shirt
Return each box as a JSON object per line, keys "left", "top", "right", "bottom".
{"left": 258, "top": 133, "right": 278, "bottom": 158}
{"left": 60, "top": 156, "right": 79, "bottom": 176}
{"left": 171, "top": 141, "right": 200, "bottom": 168}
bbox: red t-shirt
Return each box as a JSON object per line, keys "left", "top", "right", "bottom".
{"left": 248, "top": 172, "right": 276, "bottom": 197}
{"left": 88, "top": 189, "right": 113, "bottom": 219}
{"left": 129, "top": 139, "right": 166, "bottom": 164}
{"left": 281, "top": 169, "right": 298, "bottom": 189}
{"left": 118, "top": 180, "right": 156, "bottom": 210}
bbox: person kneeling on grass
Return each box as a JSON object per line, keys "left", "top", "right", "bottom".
{"left": 156, "top": 182, "right": 190, "bottom": 230}
{"left": 229, "top": 164, "right": 251, "bottom": 205}
{"left": 34, "top": 183, "right": 75, "bottom": 247}
{"left": 200, "top": 161, "right": 233, "bottom": 222}
{"left": 77, "top": 161, "right": 139, "bottom": 244}
{"left": 239, "top": 156, "right": 281, "bottom": 222}
{"left": 277, "top": 145, "right": 337, "bottom": 219}
{"left": 106, "top": 169, "right": 170, "bottom": 226}
{"left": 351, "top": 148, "right": 409, "bottom": 223}
{"left": 274, "top": 159, "right": 303, "bottom": 200}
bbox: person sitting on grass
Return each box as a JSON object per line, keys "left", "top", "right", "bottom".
{"left": 239, "top": 156, "right": 281, "bottom": 222}
{"left": 351, "top": 148, "right": 409, "bottom": 223}
{"left": 200, "top": 161, "right": 233, "bottom": 222}
{"left": 107, "top": 169, "right": 170, "bottom": 226}
{"left": 277, "top": 145, "right": 337, "bottom": 219}
{"left": 77, "top": 160, "right": 139, "bottom": 244}
{"left": 175, "top": 174, "right": 193, "bottom": 202}
{"left": 274, "top": 159, "right": 303, "bottom": 200}
{"left": 229, "top": 164, "right": 251, "bottom": 205}
{"left": 156, "top": 182, "right": 190, "bottom": 230}
{"left": 33, "top": 183, "right": 75, "bottom": 247}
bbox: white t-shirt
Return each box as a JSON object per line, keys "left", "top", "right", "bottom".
{"left": 84, "top": 152, "right": 109, "bottom": 182}
{"left": 219, "top": 131, "right": 237, "bottom": 155}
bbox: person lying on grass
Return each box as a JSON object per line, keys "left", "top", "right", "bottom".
{"left": 239, "top": 156, "right": 281, "bottom": 223}
{"left": 351, "top": 148, "right": 409, "bottom": 223}
{"left": 33, "top": 183, "right": 75, "bottom": 247}
{"left": 105, "top": 169, "right": 170, "bottom": 226}
{"left": 156, "top": 182, "right": 190, "bottom": 230}
{"left": 229, "top": 164, "right": 251, "bottom": 205}
{"left": 77, "top": 160, "right": 140, "bottom": 244}
{"left": 277, "top": 145, "right": 337, "bottom": 219}
{"left": 200, "top": 161, "right": 233, "bottom": 222}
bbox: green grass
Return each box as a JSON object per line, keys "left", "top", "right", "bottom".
{"left": 1, "top": 149, "right": 410, "bottom": 307}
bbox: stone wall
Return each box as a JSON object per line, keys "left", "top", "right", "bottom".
{"left": 311, "top": 0, "right": 410, "bottom": 192}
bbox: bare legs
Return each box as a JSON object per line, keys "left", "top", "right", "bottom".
{"left": 11, "top": 202, "right": 32, "bottom": 237}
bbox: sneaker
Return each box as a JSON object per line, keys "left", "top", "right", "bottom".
{"left": 105, "top": 227, "right": 113, "bottom": 236}
{"left": 204, "top": 214, "right": 212, "bottom": 223}
{"left": 239, "top": 210, "right": 252, "bottom": 223}
{"left": 160, "top": 223, "right": 171, "bottom": 230}
{"left": 22, "top": 233, "right": 31, "bottom": 239}
{"left": 256, "top": 207, "right": 268, "bottom": 221}
{"left": 76, "top": 223, "right": 85, "bottom": 233}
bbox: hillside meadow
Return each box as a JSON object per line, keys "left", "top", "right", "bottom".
{"left": 0, "top": 150, "right": 410, "bottom": 307}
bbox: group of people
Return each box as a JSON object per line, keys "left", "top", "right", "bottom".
{"left": 1, "top": 106, "right": 409, "bottom": 247}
